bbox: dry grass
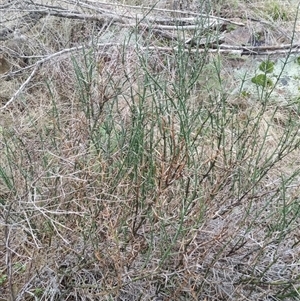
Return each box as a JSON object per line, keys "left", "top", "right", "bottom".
{"left": 1, "top": 0, "right": 300, "bottom": 300}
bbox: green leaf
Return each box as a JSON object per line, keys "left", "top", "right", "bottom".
{"left": 251, "top": 74, "right": 273, "bottom": 87}
{"left": 259, "top": 60, "right": 275, "bottom": 73}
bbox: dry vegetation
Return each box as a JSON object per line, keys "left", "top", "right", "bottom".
{"left": 1, "top": 0, "right": 300, "bottom": 300}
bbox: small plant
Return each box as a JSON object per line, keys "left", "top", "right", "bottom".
{"left": 34, "top": 287, "right": 44, "bottom": 297}
{"left": 251, "top": 59, "right": 275, "bottom": 89}
{"left": 0, "top": 274, "right": 7, "bottom": 286}
{"left": 241, "top": 90, "right": 251, "bottom": 98}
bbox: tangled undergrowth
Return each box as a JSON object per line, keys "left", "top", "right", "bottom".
{"left": 1, "top": 0, "right": 300, "bottom": 300}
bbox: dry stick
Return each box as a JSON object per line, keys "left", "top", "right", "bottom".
{"left": 125, "top": 22, "right": 221, "bottom": 30}
{"left": 81, "top": 2, "right": 244, "bottom": 26}
{"left": 0, "top": 7, "right": 227, "bottom": 29}
{"left": 216, "top": 43, "right": 300, "bottom": 51}
{"left": 142, "top": 44, "right": 300, "bottom": 55}
{"left": 41, "top": 10, "right": 125, "bottom": 23}
{"left": 131, "top": 15, "right": 242, "bottom": 26}
{"left": 0, "top": 9, "right": 120, "bottom": 24}
{"left": 242, "top": 48, "right": 300, "bottom": 55}
{"left": 82, "top": 0, "right": 245, "bottom": 26}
